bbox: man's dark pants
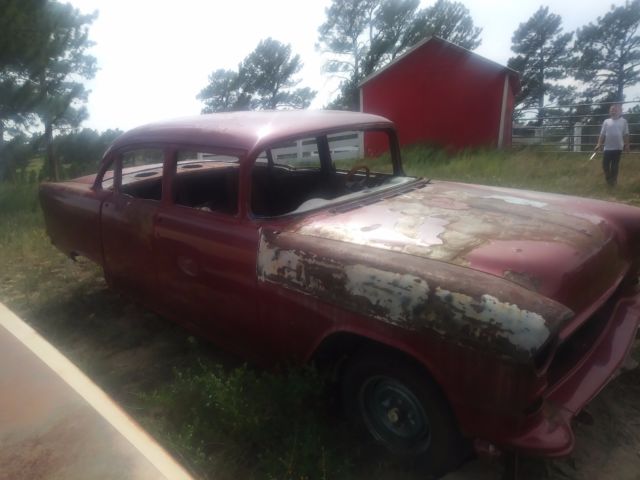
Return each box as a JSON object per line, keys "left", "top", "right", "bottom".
{"left": 602, "top": 150, "right": 622, "bottom": 186}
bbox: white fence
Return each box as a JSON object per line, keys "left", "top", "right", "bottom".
{"left": 257, "top": 132, "right": 362, "bottom": 164}
{"left": 512, "top": 100, "right": 640, "bottom": 153}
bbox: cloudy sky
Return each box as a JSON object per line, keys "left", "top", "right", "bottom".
{"left": 67, "top": 0, "right": 634, "bottom": 132}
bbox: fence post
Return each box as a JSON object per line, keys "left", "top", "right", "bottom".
{"left": 297, "top": 139, "right": 303, "bottom": 160}
{"left": 535, "top": 126, "right": 543, "bottom": 145}
{"left": 573, "top": 123, "right": 582, "bottom": 152}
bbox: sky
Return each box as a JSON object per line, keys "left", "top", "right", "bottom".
{"left": 66, "top": 0, "right": 635, "bottom": 132}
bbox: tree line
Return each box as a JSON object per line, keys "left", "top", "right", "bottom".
{"left": 509, "top": 1, "right": 640, "bottom": 125}
{"left": 1, "top": 0, "right": 639, "bottom": 182}
{"left": 1, "top": 128, "right": 122, "bottom": 183}
{"left": 0, "top": 0, "right": 96, "bottom": 181}
{"left": 198, "top": 0, "right": 639, "bottom": 118}
{"left": 198, "top": 0, "right": 483, "bottom": 112}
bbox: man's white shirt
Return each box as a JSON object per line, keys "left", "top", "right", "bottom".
{"left": 601, "top": 117, "right": 629, "bottom": 150}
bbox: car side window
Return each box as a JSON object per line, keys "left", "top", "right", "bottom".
{"left": 172, "top": 150, "right": 239, "bottom": 215}
{"left": 330, "top": 131, "right": 393, "bottom": 174}
{"left": 251, "top": 129, "right": 401, "bottom": 217}
{"left": 260, "top": 137, "right": 321, "bottom": 169}
{"left": 118, "top": 148, "right": 164, "bottom": 201}
{"left": 100, "top": 168, "right": 117, "bottom": 190}
{"left": 121, "top": 149, "right": 162, "bottom": 167}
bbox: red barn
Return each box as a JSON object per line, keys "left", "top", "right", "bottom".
{"left": 360, "top": 37, "right": 520, "bottom": 153}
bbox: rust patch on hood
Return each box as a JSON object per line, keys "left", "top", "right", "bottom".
{"left": 258, "top": 230, "right": 573, "bottom": 364}
{"left": 295, "top": 182, "right": 609, "bottom": 264}
{"left": 289, "top": 181, "right": 628, "bottom": 313}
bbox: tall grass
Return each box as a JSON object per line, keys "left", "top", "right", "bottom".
{"left": 403, "top": 146, "right": 640, "bottom": 205}
{"left": 0, "top": 182, "right": 42, "bottom": 241}
{"left": 0, "top": 184, "right": 52, "bottom": 313}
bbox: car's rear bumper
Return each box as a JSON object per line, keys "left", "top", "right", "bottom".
{"left": 502, "top": 289, "right": 640, "bottom": 457}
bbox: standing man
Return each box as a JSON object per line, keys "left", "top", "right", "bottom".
{"left": 595, "top": 104, "right": 630, "bottom": 186}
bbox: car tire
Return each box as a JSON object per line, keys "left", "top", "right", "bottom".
{"left": 341, "top": 350, "right": 468, "bottom": 477}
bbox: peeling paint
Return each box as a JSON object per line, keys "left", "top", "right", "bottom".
{"left": 343, "top": 264, "right": 430, "bottom": 324}
{"left": 289, "top": 181, "right": 624, "bottom": 313}
{"left": 435, "top": 288, "right": 550, "bottom": 352}
{"left": 295, "top": 182, "right": 607, "bottom": 267}
{"left": 298, "top": 202, "right": 447, "bottom": 254}
{"left": 258, "top": 234, "right": 430, "bottom": 327}
{"left": 257, "top": 230, "right": 573, "bottom": 363}
{"left": 485, "top": 195, "right": 547, "bottom": 208}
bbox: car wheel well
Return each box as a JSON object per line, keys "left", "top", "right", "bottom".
{"left": 310, "top": 333, "right": 432, "bottom": 381}
{"left": 310, "top": 332, "right": 366, "bottom": 372}
{"left": 311, "top": 333, "right": 466, "bottom": 446}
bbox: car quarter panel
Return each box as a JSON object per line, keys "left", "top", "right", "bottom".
{"left": 39, "top": 181, "right": 109, "bottom": 265}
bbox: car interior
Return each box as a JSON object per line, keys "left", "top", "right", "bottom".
{"left": 115, "top": 131, "right": 404, "bottom": 217}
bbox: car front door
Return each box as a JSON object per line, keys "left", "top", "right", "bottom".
{"left": 152, "top": 149, "right": 260, "bottom": 357}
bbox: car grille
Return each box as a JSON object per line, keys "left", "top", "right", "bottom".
{"left": 545, "top": 290, "right": 620, "bottom": 389}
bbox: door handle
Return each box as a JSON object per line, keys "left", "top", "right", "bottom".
{"left": 177, "top": 256, "right": 198, "bottom": 277}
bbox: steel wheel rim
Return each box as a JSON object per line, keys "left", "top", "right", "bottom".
{"left": 359, "top": 375, "right": 431, "bottom": 452}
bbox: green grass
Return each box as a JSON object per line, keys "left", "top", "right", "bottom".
{"left": 0, "top": 183, "right": 56, "bottom": 314}
{"left": 1, "top": 148, "right": 640, "bottom": 479}
{"left": 142, "top": 364, "right": 355, "bottom": 480}
{"left": 403, "top": 146, "right": 640, "bottom": 206}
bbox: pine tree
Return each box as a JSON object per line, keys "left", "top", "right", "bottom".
{"left": 317, "top": 0, "right": 482, "bottom": 110}
{"left": 507, "top": 6, "right": 573, "bottom": 120}
{"left": 197, "top": 38, "right": 316, "bottom": 112}
{"left": 574, "top": 0, "right": 640, "bottom": 101}
{"left": 0, "top": 0, "right": 96, "bottom": 180}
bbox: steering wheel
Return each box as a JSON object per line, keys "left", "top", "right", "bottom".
{"left": 345, "top": 163, "right": 370, "bottom": 189}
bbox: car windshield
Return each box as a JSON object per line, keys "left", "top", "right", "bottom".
{"left": 251, "top": 129, "right": 413, "bottom": 217}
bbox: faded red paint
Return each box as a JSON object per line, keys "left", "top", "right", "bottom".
{"left": 39, "top": 110, "right": 640, "bottom": 460}
{"left": 360, "top": 37, "right": 520, "bottom": 152}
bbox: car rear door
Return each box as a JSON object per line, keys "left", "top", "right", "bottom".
{"left": 101, "top": 148, "right": 164, "bottom": 305}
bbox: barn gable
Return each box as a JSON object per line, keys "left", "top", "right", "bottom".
{"left": 359, "top": 37, "right": 520, "bottom": 151}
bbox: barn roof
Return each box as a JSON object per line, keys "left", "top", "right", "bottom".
{"left": 359, "top": 36, "right": 520, "bottom": 93}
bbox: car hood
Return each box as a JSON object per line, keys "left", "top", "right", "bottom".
{"left": 290, "top": 181, "right": 637, "bottom": 316}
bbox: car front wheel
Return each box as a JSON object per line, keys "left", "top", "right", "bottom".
{"left": 342, "top": 351, "right": 467, "bottom": 476}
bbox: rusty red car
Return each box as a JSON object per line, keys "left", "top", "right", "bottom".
{"left": 40, "top": 110, "right": 640, "bottom": 476}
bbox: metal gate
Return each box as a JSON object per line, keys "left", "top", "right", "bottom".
{"left": 512, "top": 100, "right": 640, "bottom": 153}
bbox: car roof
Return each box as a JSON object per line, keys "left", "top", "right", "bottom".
{"left": 107, "top": 110, "right": 395, "bottom": 156}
